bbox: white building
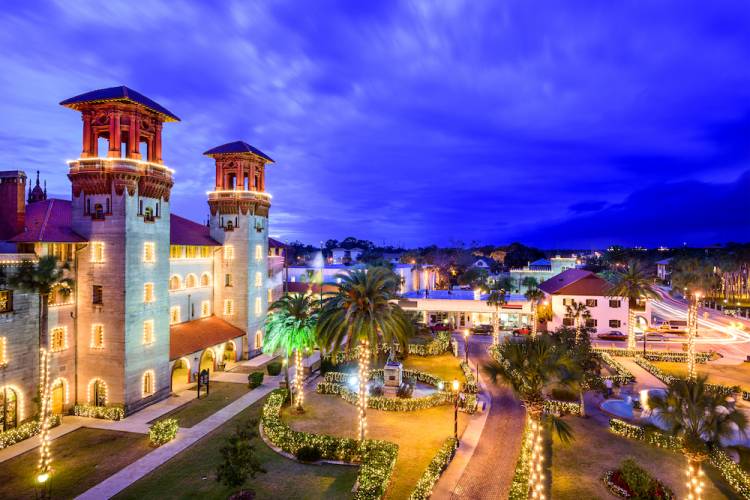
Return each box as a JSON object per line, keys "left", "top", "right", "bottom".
{"left": 287, "top": 263, "right": 437, "bottom": 294}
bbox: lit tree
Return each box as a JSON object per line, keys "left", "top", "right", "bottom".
{"left": 317, "top": 267, "right": 413, "bottom": 441}
{"left": 608, "top": 261, "right": 659, "bottom": 350}
{"left": 649, "top": 376, "right": 747, "bottom": 499}
{"left": 564, "top": 299, "right": 591, "bottom": 344}
{"left": 486, "top": 284, "right": 508, "bottom": 345}
{"left": 524, "top": 287, "right": 546, "bottom": 338}
{"left": 263, "top": 293, "right": 317, "bottom": 412}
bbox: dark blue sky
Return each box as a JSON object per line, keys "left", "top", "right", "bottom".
{"left": 2, "top": 1, "right": 750, "bottom": 249}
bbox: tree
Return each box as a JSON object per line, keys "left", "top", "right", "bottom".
{"left": 524, "top": 287, "right": 545, "bottom": 337}
{"left": 263, "top": 293, "right": 317, "bottom": 412}
{"left": 317, "top": 267, "right": 413, "bottom": 440}
{"left": 216, "top": 418, "right": 266, "bottom": 490}
{"left": 458, "top": 267, "right": 488, "bottom": 288}
{"left": 486, "top": 284, "right": 507, "bottom": 345}
{"left": 670, "top": 259, "right": 718, "bottom": 378}
{"left": 649, "top": 376, "right": 747, "bottom": 499}
{"left": 564, "top": 299, "right": 591, "bottom": 344}
{"left": 553, "top": 327, "right": 602, "bottom": 418}
{"left": 608, "top": 261, "right": 659, "bottom": 350}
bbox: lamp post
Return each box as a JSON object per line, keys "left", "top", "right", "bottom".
{"left": 463, "top": 329, "right": 469, "bottom": 364}
{"left": 452, "top": 379, "right": 460, "bottom": 445}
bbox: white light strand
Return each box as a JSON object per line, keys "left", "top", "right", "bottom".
{"left": 358, "top": 341, "right": 370, "bottom": 441}
{"left": 528, "top": 419, "right": 546, "bottom": 499}
{"left": 294, "top": 349, "right": 304, "bottom": 411}
{"left": 686, "top": 461, "right": 705, "bottom": 500}
{"left": 37, "top": 348, "right": 52, "bottom": 482}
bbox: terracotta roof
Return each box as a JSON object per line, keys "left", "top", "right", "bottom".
{"left": 10, "top": 199, "right": 86, "bottom": 243}
{"left": 203, "top": 141, "right": 274, "bottom": 163}
{"left": 538, "top": 269, "right": 611, "bottom": 296}
{"left": 60, "top": 86, "right": 180, "bottom": 122}
{"left": 170, "top": 214, "right": 220, "bottom": 246}
{"left": 170, "top": 316, "right": 244, "bottom": 360}
{"left": 269, "top": 237, "right": 286, "bottom": 248}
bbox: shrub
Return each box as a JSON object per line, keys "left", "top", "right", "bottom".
{"left": 320, "top": 356, "right": 336, "bottom": 374}
{"left": 620, "top": 458, "right": 655, "bottom": 498}
{"left": 370, "top": 381, "right": 384, "bottom": 397}
{"left": 73, "top": 404, "right": 125, "bottom": 421}
{"left": 396, "top": 382, "right": 414, "bottom": 399}
{"left": 217, "top": 418, "right": 265, "bottom": 488}
{"left": 248, "top": 371, "right": 264, "bottom": 389}
{"left": 409, "top": 437, "right": 458, "bottom": 499}
{"left": 0, "top": 416, "right": 61, "bottom": 450}
{"left": 266, "top": 361, "right": 282, "bottom": 376}
{"left": 296, "top": 445, "right": 322, "bottom": 463}
{"left": 149, "top": 418, "right": 178, "bottom": 446}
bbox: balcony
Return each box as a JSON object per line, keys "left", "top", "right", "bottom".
{"left": 206, "top": 190, "right": 272, "bottom": 203}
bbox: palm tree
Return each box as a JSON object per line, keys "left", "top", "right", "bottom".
{"left": 670, "top": 259, "right": 719, "bottom": 378}
{"left": 486, "top": 285, "right": 507, "bottom": 345}
{"left": 524, "top": 287, "right": 545, "bottom": 338}
{"left": 608, "top": 260, "right": 659, "bottom": 350}
{"left": 263, "top": 293, "right": 318, "bottom": 412}
{"left": 564, "top": 299, "right": 591, "bottom": 344}
{"left": 317, "top": 267, "right": 413, "bottom": 440}
{"left": 649, "top": 376, "right": 747, "bottom": 498}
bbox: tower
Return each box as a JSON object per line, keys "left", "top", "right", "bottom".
{"left": 61, "top": 86, "right": 179, "bottom": 413}
{"left": 0, "top": 170, "right": 26, "bottom": 241}
{"left": 204, "top": 141, "right": 273, "bottom": 358}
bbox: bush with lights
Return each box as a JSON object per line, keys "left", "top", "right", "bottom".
{"left": 508, "top": 417, "right": 535, "bottom": 500}
{"left": 0, "top": 415, "right": 61, "bottom": 450}
{"left": 634, "top": 357, "right": 739, "bottom": 397}
{"left": 261, "top": 389, "right": 398, "bottom": 499}
{"left": 459, "top": 361, "right": 479, "bottom": 393}
{"left": 149, "top": 418, "right": 178, "bottom": 447}
{"left": 598, "top": 352, "right": 635, "bottom": 385}
{"left": 73, "top": 404, "right": 125, "bottom": 421}
{"left": 592, "top": 346, "right": 712, "bottom": 363}
{"left": 543, "top": 399, "right": 582, "bottom": 416}
{"left": 409, "top": 437, "right": 458, "bottom": 500}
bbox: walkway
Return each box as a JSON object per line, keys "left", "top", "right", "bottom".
{"left": 616, "top": 357, "right": 666, "bottom": 392}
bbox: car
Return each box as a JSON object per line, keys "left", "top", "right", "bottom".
{"left": 430, "top": 323, "right": 452, "bottom": 332}
{"left": 471, "top": 324, "right": 493, "bottom": 334}
{"left": 513, "top": 327, "right": 530, "bottom": 336}
{"left": 597, "top": 331, "right": 627, "bottom": 341}
{"left": 636, "top": 332, "right": 666, "bottom": 342}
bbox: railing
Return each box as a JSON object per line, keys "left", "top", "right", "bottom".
{"left": 67, "top": 157, "right": 174, "bottom": 176}
{"left": 207, "top": 190, "right": 272, "bottom": 201}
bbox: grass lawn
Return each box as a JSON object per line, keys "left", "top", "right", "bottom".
{"left": 0, "top": 428, "right": 151, "bottom": 499}
{"left": 402, "top": 353, "right": 465, "bottom": 382}
{"left": 285, "top": 390, "right": 469, "bottom": 499}
{"left": 652, "top": 360, "right": 750, "bottom": 391}
{"left": 551, "top": 416, "right": 734, "bottom": 499}
{"left": 152, "top": 382, "right": 251, "bottom": 427}
{"left": 116, "top": 395, "right": 358, "bottom": 500}
{"left": 229, "top": 356, "right": 279, "bottom": 374}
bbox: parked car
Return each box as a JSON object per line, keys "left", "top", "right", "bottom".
{"left": 636, "top": 332, "right": 666, "bottom": 342}
{"left": 431, "top": 323, "right": 452, "bottom": 332}
{"left": 472, "top": 324, "right": 493, "bottom": 334}
{"left": 597, "top": 330, "right": 627, "bottom": 341}
{"left": 513, "top": 327, "right": 530, "bottom": 336}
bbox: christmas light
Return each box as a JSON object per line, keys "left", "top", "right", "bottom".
{"left": 294, "top": 348, "right": 304, "bottom": 411}
{"left": 358, "top": 340, "right": 370, "bottom": 441}
{"left": 37, "top": 348, "right": 52, "bottom": 487}
{"left": 527, "top": 419, "right": 545, "bottom": 499}
{"left": 67, "top": 156, "right": 175, "bottom": 174}
{"left": 687, "top": 292, "right": 701, "bottom": 379}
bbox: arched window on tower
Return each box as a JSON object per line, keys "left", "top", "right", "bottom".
{"left": 93, "top": 203, "right": 105, "bottom": 220}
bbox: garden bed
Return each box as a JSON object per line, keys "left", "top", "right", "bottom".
{"left": 150, "top": 381, "right": 250, "bottom": 427}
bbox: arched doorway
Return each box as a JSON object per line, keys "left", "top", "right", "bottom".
{"left": 171, "top": 358, "right": 190, "bottom": 391}
{"left": 51, "top": 379, "right": 66, "bottom": 415}
{"left": 89, "top": 379, "right": 107, "bottom": 407}
{"left": 635, "top": 315, "right": 649, "bottom": 332}
{"left": 199, "top": 349, "right": 215, "bottom": 375}
{"left": 223, "top": 341, "right": 237, "bottom": 366}
{"left": 0, "top": 386, "right": 18, "bottom": 432}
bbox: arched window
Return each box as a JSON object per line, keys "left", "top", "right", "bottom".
{"left": 255, "top": 330, "right": 263, "bottom": 350}
{"left": 185, "top": 274, "right": 197, "bottom": 289}
{"left": 142, "top": 370, "right": 155, "bottom": 397}
{"left": 200, "top": 273, "right": 211, "bottom": 287}
{"left": 0, "top": 386, "right": 18, "bottom": 432}
{"left": 169, "top": 275, "right": 182, "bottom": 291}
{"left": 89, "top": 379, "right": 107, "bottom": 407}
{"left": 93, "top": 203, "right": 105, "bottom": 220}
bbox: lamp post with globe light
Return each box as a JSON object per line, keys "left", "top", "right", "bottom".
{"left": 452, "top": 379, "right": 461, "bottom": 445}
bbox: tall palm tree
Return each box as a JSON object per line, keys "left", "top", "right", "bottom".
{"left": 608, "top": 260, "right": 659, "bottom": 350}
{"left": 263, "top": 293, "right": 318, "bottom": 412}
{"left": 486, "top": 285, "right": 507, "bottom": 345}
{"left": 317, "top": 267, "right": 413, "bottom": 440}
{"left": 670, "top": 259, "right": 719, "bottom": 378}
{"left": 649, "top": 376, "right": 747, "bottom": 498}
{"left": 564, "top": 299, "right": 591, "bottom": 344}
{"left": 524, "top": 287, "right": 545, "bottom": 338}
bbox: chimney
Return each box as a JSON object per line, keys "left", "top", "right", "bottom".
{"left": 0, "top": 170, "right": 27, "bottom": 241}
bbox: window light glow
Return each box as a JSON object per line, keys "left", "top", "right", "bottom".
{"left": 201, "top": 300, "right": 210, "bottom": 318}
{"left": 91, "top": 324, "right": 104, "bottom": 348}
{"left": 51, "top": 377, "right": 70, "bottom": 405}
{"left": 91, "top": 242, "right": 105, "bottom": 263}
{"left": 50, "top": 326, "right": 67, "bottom": 352}
{"left": 224, "top": 299, "right": 234, "bottom": 316}
{"left": 143, "top": 320, "right": 155, "bottom": 345}
{"left": 255, "top": 271, "right": 262, "bottom": 288}
{"left": 144, "top": 282, "right": 155, "bottom": 303}
{"left": 255, "top": 297, "right": 262, "bottom": 316}
{"left": 0, "top": 337, "right": 7, "bottom": 366}
{"left": 255, "top": 244, "right": 262, "bottom": 261}
{"left": 170, "top": 306, "right": 180, "bottom": 325}
{"left": 87, "top": 378, "right": 107, "bottom": 405}
{"left": 142, "top": 370, "right": 155, "bottom": 397}
{"left": 224, "top": 245, "right": 235, "bottom": 260}
{"left": 143, "top": 242, "right": 155, "bottom": 263}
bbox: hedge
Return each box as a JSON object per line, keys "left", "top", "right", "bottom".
{"left": 543, "top": 399, "right": 582, "bottom": 416}
{"left": 599, "top": 352, "right": 636, "bottom": 385}
{"left": 460, "top": 361, "right": 479, "bottom": 394}
{"left": 149, "top": 418, "right": 178, "bottom": 446}
{"left": 592, "top": 346, "right": 712, "bottom": 363}
{"left": 328, "top": 332, "right": 452, "bottom": 364}
{"left": 74, "top": 404, "right": 125, "bottom": 421}
{"left": 0, "top": 415, "right": 61, "bottom": 450}
{"left": 409, "top": 437, "right": 458, "bottom": 499}
{"left": 316, "top": 381, "right": 455, "bottom": 412}
{"left": 508, "top": 417, "right": 534, "bottom": 500}
{"left": 634, "top": 357, "right": 740, "bottom": 397}
{"left": 261, "top": 390, "right": 398, "bottom": 499}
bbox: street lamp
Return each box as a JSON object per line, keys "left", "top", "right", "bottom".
{"left": 463, "top": 329, "right": 469, "bottom": 364}
{"left": 452, "top": 379, "right": 461, "bottom": 445}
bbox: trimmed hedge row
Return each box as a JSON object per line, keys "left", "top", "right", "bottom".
{"left": 0, "top": 415, "right": 62, "bottom": 450}
{"left": 543, "top": 399, "right": 582, "bottom": 416}
{"left": 409, "top": 437, "right": 459, "bottom": 500}
{"left": 261, "top": 390, "right": 398, "bottom": 499}
{"left": 634, "top": 357, "right": 740, "bottom": 397}
{"left": 508, "top": 417, "right": 534, "bottom": 500}
{"left": 316, "top": 381, "right": 454, "bottom": 412}
{"left": 459, "top": 361, "right": 479, "bottom": 394}
{"left": 599, "top": 352, "right": 636, "bottom": 385}
{"left": 74, "top": 404, "right": 125, "bottom": 421}
{"left": 328, "top": 332, "right": 453, "bottom": 365}
{"left": 592, "top": 346, "right": 712, "bottom": 363}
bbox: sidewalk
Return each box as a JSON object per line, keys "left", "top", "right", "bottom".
{"left": 616, "top": 357, "right": 666, "bottom": 392}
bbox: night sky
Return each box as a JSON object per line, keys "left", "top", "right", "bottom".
{"left": 2, "top": 1, "right": 750, "bottom": 249}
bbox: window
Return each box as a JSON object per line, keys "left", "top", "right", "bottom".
{"left": 144, "top": 283, "right": 155, "bottom": 303}
{"left": 562, "top": 298, "right": 572, "bottom": 306}
{"left": 224, "top": 299, "right": 234, "bottom": 316}
{"left": 170, "top": 245, "right": 183, "bottom": 259}
{"left": 585, "top": 299, "right": 598, "bottom": 307}
{"left": 609, "top": 320, "right": 621, "bottom": 328}
{"left": 144, "top": 206, "right": 154, "bottom": 222}
{"left": 255, "top": 271, "right": 262, "bottom": 288}
{"left": 91, "top": 242, "right": 105, "bottom": 263}
{"left": 185, "top": 246, "right": 197, "bottom": 259}
{"left": 255, "top": 244, "right": 262, "bottom": 261}
{"left": 562, "top": 318, "right": 575, "bottom": 327}
{"left": 255, "top": 297, "right": 262, "bottom": 317}
{"left": 185, "top": 274, "right": 197, "bottom": 288}
{"left": 0, "top": 290, "right": 13, "bottom": 313}
{"left": 255, "top": 330, "right": 263, "bottom": 350}
{"left": 200, "top": 246, "right": 212, "bottom": 258}
{"left": 201, "top": 301, "right": 210, "bottom": 317}
{"left": 268, "top": 289, "right": 273, "bottom": 303}
{"left": 50, "top": 327, "right": 67, "bottom": 352}
{"left": 585, "top": 318, "right": 597, "bottom": 328}
{"left": 143, "top": 242, "right": 155, "bottom": 263}
{"left": 91, "top": 324, "right": 104, "bottom": 348}
{"left": 142, "top": 371, "right": 155, "bottom": 397}
{"left": 143, "top": 320, "right": 155, "bottom": 345}
{"left": 225, "top": 274, "right": 232, "bottom": 287}
{"left": 90, "top": 379, "right": 107, "bottom": 406}
{"left": 609, "top": 300, "right": 621, "bottom": 308}
{"left": 224, "top": 245, "right": 234, "bottom": 260}
{"left": 169, "top": 275, "right": 181, "bottom": 291}
{"left": 1, "top": 386, "right": 18, "bottom": 431}
{"left": 92, "top": 285, "right": 103, "bottom": 305}
{"left": 0, "top": 337, "right": 6, "bottom": 365}
{"left": 170, "top": 306, "right": 180, "bottom": 325}
{"left": 200, "top": 273, "right": 211, "bottom": 287}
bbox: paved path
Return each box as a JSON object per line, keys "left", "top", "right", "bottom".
{"left": 445, "top": 336, "right": 526, "bottom": 499}
{"left": 616, "top": 357, "right": 666, "bottom": 392}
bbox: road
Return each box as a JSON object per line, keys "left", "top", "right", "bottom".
{"left": 450, "top": 334, "right": 525, "bottom": 499}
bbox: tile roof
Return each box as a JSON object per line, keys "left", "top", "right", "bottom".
{"left": 202, "top": 141, "right": 274, "bottom": 163}
{"left": 269, "top": 237, "right": 286, "bottom": 248}
{"left": 60, "top": 86, "right": 180, "bottom": 122}
{"left": 538, "top": 268, "right": 611, "bottom": 296}
{"left": 529, "top": 258, "right": 551, "bottom": 267}
{"left": 170, "top": 316, "right": 245, "bottom": 360}
{"left": 10, "top": 199, "right": 86, "bottom": 243}
{"left": 170, "top": 214, "right": 220, "bottom": 246}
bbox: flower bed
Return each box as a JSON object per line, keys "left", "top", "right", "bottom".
{"left": 508, "top": 417, "right": 534, "bottom": 500}
{"left": 149, "top": 418, "right": 178, "bottom": 446}
{"left": 609, "top": 418, "right": 750, "bottom": 498}
{"left": 409, "top": 437, "right": 458, "bottom": 500}
{"left": 599, "top": 352, "right": 635, "bottom": 385}
{"left": 261, "top": 390, "right": 398, "bottom": 499}
{"left": 634, "top": 357, "right": 740, "bottom": 397}
{"left": 592, "top": 347, "right": 712, "bottom": 363}
{"left": 73, "top": 404, "right": 125, "bottom": 421}
{"left": 0, "top": 415, "right": 61, "bottom": 450}
{"left": 602, "top": 467, "right": 674, "bottom": 499}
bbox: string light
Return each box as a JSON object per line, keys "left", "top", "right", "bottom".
{"left": 687, "top": 292, "right": 700, "bottom": 379}
{"left": 358, "top": 340, "right": 370, "bottom": 440}
{"left": 527, "top": 419, "right": 545, "bottom": 499}
{"left": 686, "top": 462, "right": 705, "bottom": 500}
{"left": 294, "top": 348, "right": 304, "bottom": 411}
{"left": 67, "top": 156, "right": 175, "bottom": 174}
{"left": 37, "top": 348, "right": 52, "bottom": 488}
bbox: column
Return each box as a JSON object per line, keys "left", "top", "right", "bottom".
{"left": 128, "top": 112, "right": 141, "bottom": 159}
{"left": 153, "top": 123, "right": 163, "bottom": 163}
{"left": 215, "top": 162, "right": 222, "bottom": 190}
{"left": 82, "top": 112, "right": 93, "bottom": 157}
{"left": 107, "top": 111, "right": 121, "bottom": 158}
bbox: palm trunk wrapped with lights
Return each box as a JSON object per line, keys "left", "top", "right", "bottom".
{"left": 687, "top": 294, "right": 699, "bottom": 380}
{"left": 686, "top": 458, "right": 705, "bottom": 500}
{"left": 531, "top": 302, "right": 538, "bottom": 338}
{"left": 357, "top": 341, "right": 370, "bottom": 441}
{"left": 492, "top": 311, "right": 499, "bottom": 346}
{"left": 294, "top": 349, "right": 305, "bottom": 412}
{"left": 527, "top": 408, "right": 546, "bottom": 499}
{"left": 627, "top": 307, "right": 636, "bottom": 350}
{"left": 37, "top": 348, "right": 52, "bottom": 489}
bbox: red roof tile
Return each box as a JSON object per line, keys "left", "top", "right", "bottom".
{"left": 170, "top": 316, "right": 244, "bottom": 360}
{"left": 170, "top": 214, "right": 220, "bottom": 246}
{"left": 10, "top": 199, "right": 86, "bottom": 243}
{"left": 538, "top": 269, "right": 611, "bottom": 296}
